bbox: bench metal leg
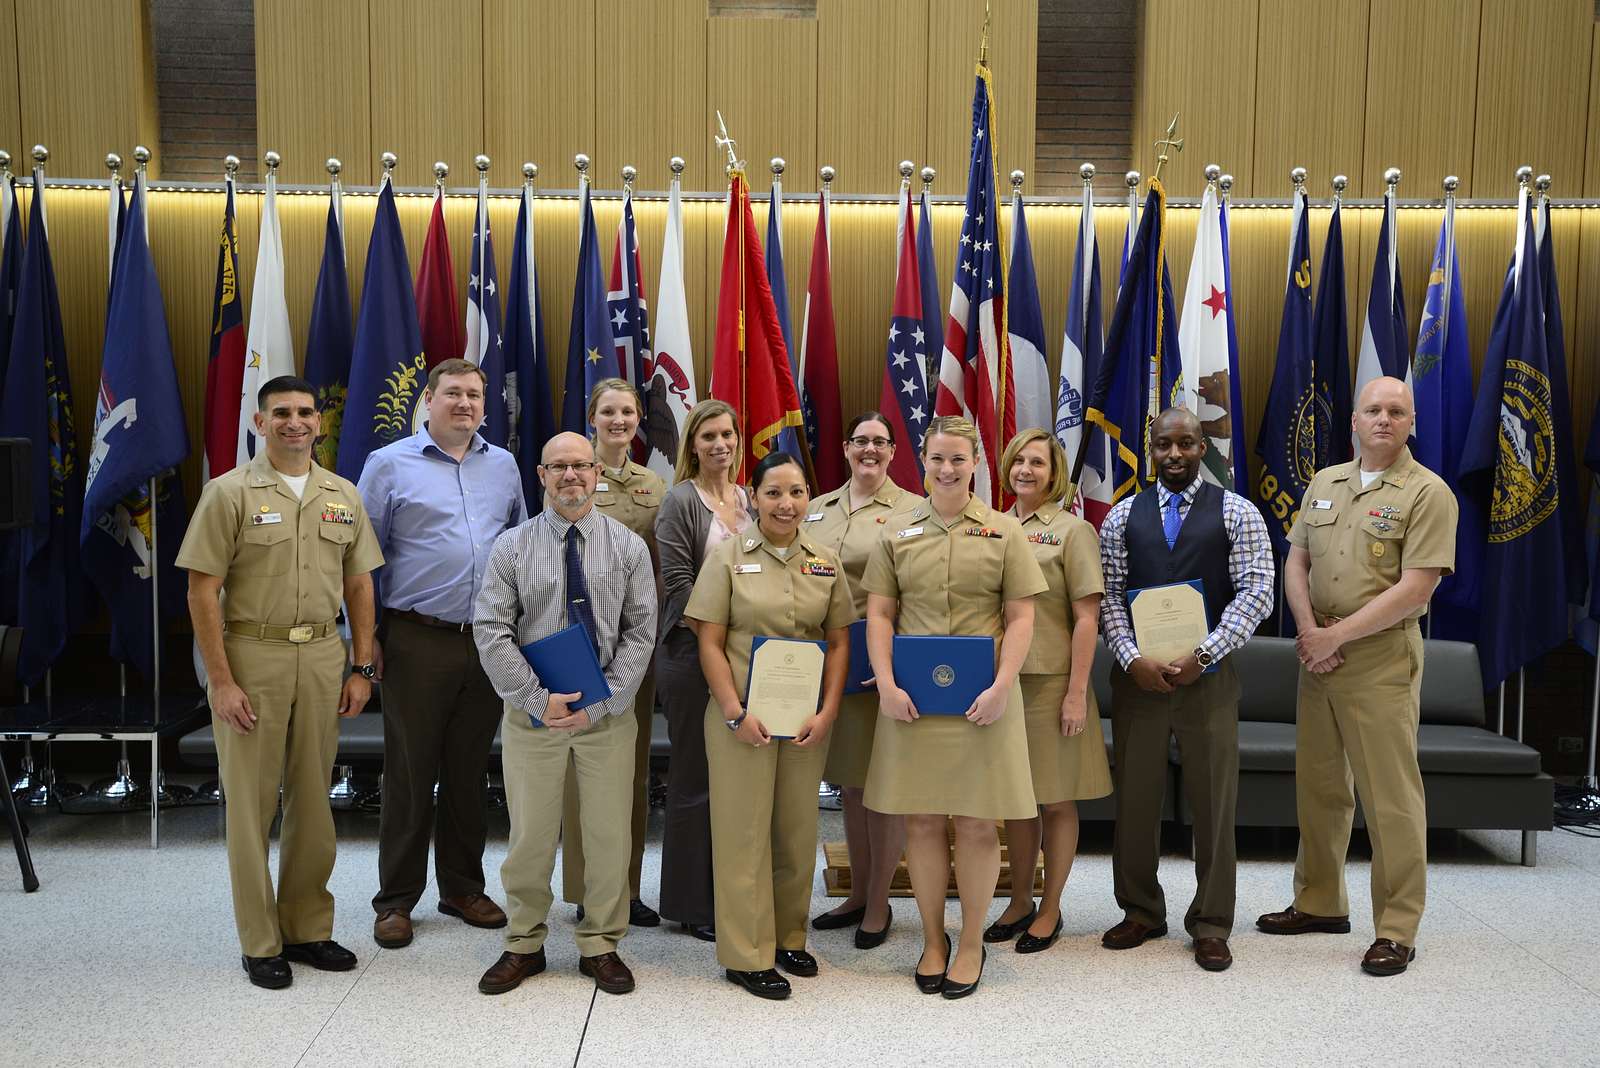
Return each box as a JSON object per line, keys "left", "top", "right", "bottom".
{"left": 1521, "top": 829, "right": 1537, "bottom": 867}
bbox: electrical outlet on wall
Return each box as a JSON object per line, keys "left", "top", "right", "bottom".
{"left": 1557, "top": 737, "right": 1584, "bottom": 754}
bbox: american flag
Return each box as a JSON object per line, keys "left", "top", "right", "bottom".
{"left": 934, "top": 65, "right": 1013, "bottom": 506}
{"left": 608, "top": 185, "right": 652, "bottom": 464}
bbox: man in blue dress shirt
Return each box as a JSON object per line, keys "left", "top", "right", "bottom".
{"left": 357, "top": 358, "right": 528, "bottom": 950}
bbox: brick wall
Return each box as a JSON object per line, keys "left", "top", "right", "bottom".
{"left": 150, "top": 0, "right": 257, "bottom": 181}
{"left": 1035, "top": 0, "right": 1136, "bottom": 195}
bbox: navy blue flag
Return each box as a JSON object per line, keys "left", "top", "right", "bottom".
{"left": 1313, "top": 199, "right": 1353, "bottom": 467}
{"left": 1535, "top": 203, "right": 1587, "bottom": 605}
{"left": 765, "top": 180, "right": 807, "bottom": 464}
{"left": 1578, "top": 381, "right": 1600, "bottom": 655}
{"left": 917, "top": 187, "right": 942, "bottom": 392}
{"left": 1353, "top": 188, "right": 1410, "bottom": 431}
{"left": 337, "top": 179, "right": 426, "bottom": 482}
{"left": 505, "top": 182, "right": 554, "bottom": 511}
{"left": 1255, "top": 188, "right": 1315, "bottom": 561}
{"left": 561, "top": 184, "right": 620, "bottom": 434}
{"left": 1460, "top": 199, "right": 1569, "bottom": 689}
{"left": 0, "top": 170, "right": 88, "bottom": 685}
{"left": 466, "top": 184, "right": 509, "bottom": 447}
{"left": 0, "top": 174, "right": 22, "bottom": 623}
{"left": 81, "top": 179, "right": 190, "bottom": 678}
{"left": 304, "top": 191, "right": 353, "bottom": 473}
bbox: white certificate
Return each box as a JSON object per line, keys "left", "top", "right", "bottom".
{"left": 746, "top": 637, "right": 825, "bottom": 738}
{"left": 1128, "top": 581, "right": 1210, "bottom": 666}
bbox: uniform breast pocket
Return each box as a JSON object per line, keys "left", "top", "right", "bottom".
{"left": 1301, "top": 509, "right": 1339, "bottom": 557}
{"left": 317, "top": 522, "right": 355, "bottom": 574}
{"left": 238, "top": 523, "right": 293, "bottom": 576}
{"left": 1361, "top": 519, "right": 1405, "bottom": 574}
{"left": 792, "top": 571, "right": 835, "bottom": 631}
{"left": 952, "top": 536, "right": 1005, "bottom": 597}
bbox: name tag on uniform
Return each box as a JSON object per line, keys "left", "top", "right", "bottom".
{"left": 595, "top": 481, "right": 609, "bottom": 491}
{"left": 804, "top": 512, "right": 825, "bottom": 522}
{"left": 1311, "top": 499, "right": 1334, "bottom": 510}
{"left": 734, "top": 563, "right": 763, "bottom": 575}
{"left": 251, "top": 512, "right": 283, "bottom": 526}
{"left": 896, "top": 526, "right": 924, "bottom": 539}
{"left": 801, "top": 557, "right": 835, "bottom": 577}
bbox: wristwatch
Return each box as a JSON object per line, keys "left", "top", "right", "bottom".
{"left": 1193, "top": 647, "right": 1214, "bottom": 669}
{"left": 353, "top": 663, "right": 377, "bottom": 680}
{"left": 724, "top": 710, "right": 748, "bottom": 732}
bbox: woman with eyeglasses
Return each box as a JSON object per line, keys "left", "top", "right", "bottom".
{"left": 861, "top": 416, "right": 1046, "bottom": 999}
{"left": 984, "top": 428, "right": 1110, "bottom": 955}
{"left": 558, "top": 379, "right": 669, "bottom": 928}
{"left": 804, "top": 413, "right": 920, "bottom": 949}
{"left": 654, "top": 399, "right": 751, "bottom": 943}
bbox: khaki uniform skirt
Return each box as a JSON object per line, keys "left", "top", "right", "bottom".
{"left": 822, "top": 690, "right": 878, "bottom": 788}
{"left": 1020, "top": 673, "right": 1111, "bottom": 805}
{"left": 862, "top": 680, "right": 1036, "bottom": 820}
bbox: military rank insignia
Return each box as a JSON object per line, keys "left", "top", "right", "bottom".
{"left": 801, "top": 557, "right": 836, "bottom": 577}
{"left": 964, "top": 526, "right": 1003, "bottom": 539}
{"left": 321, "top": 501, "right": 356, "bottom": 525}
{"left": 1026, "top": 532, "right": 1062, "bottom": 546}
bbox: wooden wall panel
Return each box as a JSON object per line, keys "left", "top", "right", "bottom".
{"left": 485, "top": 0, "right": 595, "bottom": 193}
{"left": 594, "top": 0, "right": 707, "bottom": 192}
{"left": 1361, "top": 0, "right": 1479, "bottom": 197}
{"left": 254, "top": 0, "right": 372, "bottom": 185}
{"left": 1131, "top": 0, "right": 1257, "bottom": 198}
{"left": 1575, "top": 212, "right": 1600, "bottom": 475}
{"left": 370, "top": 0, "right": 483, "bottom": 189}
{"left": 1250, "top": 0, "right": 1367, "bottom": 197}
{"left": 1586, "top": 25, "right": 1600, "bottom": 197}
{"left": 925, "top": 0, "right": 1037, "bottom": 195}
{"left": 1472, "top": 0, "right": 1592, "bottom": 201}
{"left": 16, "top": 0, "right": 162, "bottom": 179}
{"left": 706, "top": 16, "right": 817, "bottom": 191}
{"left": 0, "top": 0, "right": 18, "bottom": 164}
{"left": 817, "top": 0, "right": 928, "bottom": 196}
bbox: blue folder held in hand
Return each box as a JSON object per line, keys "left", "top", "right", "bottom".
{"left": 891, "top": 635, "right": 996, "bottom": 716}
{"left": 844, "top": 619, "right": 874, "bottom": 694}
{"left": 521, "top": 623, "right": 612, "bottom": 725}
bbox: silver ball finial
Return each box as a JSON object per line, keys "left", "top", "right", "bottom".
{"left": 669, "top": 156, "right": 685, "bottom": 176}
{"left": 574, "top": 153, "right": 590, "bottom": 175}
{"left": 1079, "top": 162, "right": 1096, "bottom": 181}
{"left": 820, "top": 165, "right": 835, "bottom": 185}
{"left": 1204, "top": 163, "right": 1221, "bottom": 182}
{"left": 105, "top": 152, "right": 122, "bottom": 173}
{"left": 1515, "top": 165, "right": 1533, "bottom": 185}
{"left": 771, "top": 157, "right": 786, "bottom": 176}
{"left": 326, "top": 157, "right": 341, "bottom": 176}
{"left": 32, "top": 145, "right": 48, "bottom": 165}
{"left": 1125, "top": 170, "right": 1140, "bottom": 188}
{"left": 899, "top": 160, "right": 914, "bottom": 179}
{"left": 921, "top": 166, "right": 936, "bottom": 184}
{"left": 1443, "top": 175, "right": 1459, "bottom": 194}
{"left": 1219, "top": 173, "right": 1234, "bottom": 193}
{"left": 1290, "top": 166, "right": 1307, "bottom": 186}
{"left": 475, "top": 154, "right": 491, "bottom": 173}
{"left": 522, "top": 162, "right": 537, "bottom": 181}
{"left": 1383, "top": 167, "right": 1401, "bottom": 187}
{"left": 263, "top": 150, "right": 280, "bottom": 171}
{"left": 1332, "top": 174, "right": 1348, "bottom": 193}
{"left": 380, "top": 152, "right": 397, "bottom": 173}
{"left": 0, "top": 150, "right": 10, "bottom": 171}
{"left": 1536, "top": 174, "right": 1552, "bottom": 193}
{"left": 223, "top": 155, "right": 239, "bottom": 177}
{"left": 621, "top": 164, "right": 637, "bottom": 186}
{"left": 1010, "top": 169, "right": 1025, "bottom": 190}
{"left": 433, "top": 161, "right": 449, "bottom": 182}
{"left": 133, "top": 145, "right": 151, "bottom": 166}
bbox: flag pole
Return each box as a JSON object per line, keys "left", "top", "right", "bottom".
{"left": 104, "top": 152, "right": 122, "bottom": 277}
{"left": 1426, "top": 174, "right": 1460, "bottom": 642}
{"left": 139, "top": 146, "right": 165, "bottom": 841}
{"left": 328, "top": 157, "right": 344, "bottom": 251}
{"left": 1517, "top": 667, "right": 1526, "bottom": 743}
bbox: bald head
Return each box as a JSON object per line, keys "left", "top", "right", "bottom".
{"left": 1353, "top": 376, "right": 1414, "bottom": 469}
{"left": 1357, "top": 375, "right": 1413, "bottom": 412}
{"left": 1153, "top": 406, "right": 1201, "bottom": 439}
{"left": 540, "top": 432, "right": 599, "bottom": 517}
{"left": 1150, "top": 406, "right": 1207, "bottom": 492}
{"left": 541, "top": 431, "right": 594, "bottom": 464}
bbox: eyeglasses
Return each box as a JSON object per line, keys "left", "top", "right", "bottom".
{"left": 847, "top": 436, "right": 893, "bottom": 449}
{"left": 542, "top": 462, "right": 596, "bottom": 474}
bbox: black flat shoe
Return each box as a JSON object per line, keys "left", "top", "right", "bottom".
{"left": 941, "top": 947, "right": 986, "bottom": 999}
{"left": 1015, "top": 915, "right": 1064, "bottom": 954}
{"left": 242, "top": 954, "right": 292, "bottom": 990}
{"left": 855, "top": 905, "right": 892, "bottom": 950}
{"left": 812, "top": 905, "right": 866, "bottom": 931}
{"left": 983, "top": 905, "right": 1037, "bottom": 943}
{"left": 629, "top": 898, "right": 661, "bottom": 927}
{"left": 914, "top": 932, "right": 951, "bottom": 994}
{"left": 281, "top": 940, "right": 357, "bottom": 971}
{"left": 679, "top": 922, "right": 716, "bottom": 943}
{"left": 776, "top": 948, "right": 818, "bottom": 977}
{"left": 726, "top": 968, "right": 791, "bottom": 1000}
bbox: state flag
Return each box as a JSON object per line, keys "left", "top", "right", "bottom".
{"left": 1178, "top": 182, "right": 1245, "bottom": 490}
{"left": 504, "top": 173, "right": 555, "bottom": 510}
{"left": 645, "top": 168, "right": 699, "bottom": 483}
{"left": 1353, "top": 180, "right": 1409, "bottom": 455}
{"left": 1055, "top": 176, "right": 1107, "bottom": 525}
{"left": 304, "top": 170, "right": 353, "bottom": 473}
{"left": 465, "top": 173, "right": 509, "bottom": 446}
{"left": 202, "top": 172, "right": 245, "bottom": 481}
{"left": 1006, "top": 187, "right": 1052, "bottom": 435}
{"left": 799, "top": 185, "right": 845, "bottom": 491}
{"left": 561, "top": 179, "right": 620, "bottom": 433}
{"left": 608, "top": 185, "right": 652, "bottom": 463}
{"left": 417, "top": 186, "right": 463, "bottom": 369}
{"left": 239, "top": 166, "right": 295, "bottom": 464}
{"left": 880, "top": 182, "right": 930, "bottom": 492}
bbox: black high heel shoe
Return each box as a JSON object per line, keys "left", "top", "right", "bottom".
{"left": 855, "top": 905, "right": 892, "bottom": 950}
{"left": 914, "top": 932, "right": 951, "bottom": 994}
{"left": 941, "top": 946, "right": 986, "bottom": 999}
{"left": 982, "top": 904, "right": 1036, "bottom": 943}
{"left": 1015, "top": 915, "right": 1064, "bottom": 954}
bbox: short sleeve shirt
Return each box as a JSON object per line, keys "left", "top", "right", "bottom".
{"left": 1009, "top": 501, "right": 1105, "bottom": 675}
{"left": 683, "top": 531, "right": 856, "bottom": 694}
{"left": 802, "top": 479, "right": 922, "bottom": 616}
{"left": 1287, "top": 446, "right": 1458, "bottom": 621}
{"left": 593, "top": 458, "right": 666, "bottom": 552}
{"left": 861, "top": 494, "right": 1049, "bottom": 639}
{"left": 175, "top": 453, "right": 385, "bottom": 624}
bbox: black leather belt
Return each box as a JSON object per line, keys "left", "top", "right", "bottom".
{"left": 389, "top": 607, "right": 470, "bottom": 633}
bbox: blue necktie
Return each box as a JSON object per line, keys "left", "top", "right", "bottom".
{"left": 1163, "top": 492, "right": 1183, "bottom": 549}
{"left": 565, "top": 526, "right": 600, "bottom": 655}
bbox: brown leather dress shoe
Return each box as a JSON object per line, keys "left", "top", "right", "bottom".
{"left": 440, "top": 893, "right": 509, "bottom": 929}
{"left": 1256, "top": 905, "right": 1352, "bottom": 935}
{"left": 1360, "top": 938, "right": 1416, "bottom": 976}
{"left": 478, "top": 949, "right": 547, "bottom": 995}
{"left": 374, "top": 909, "right": 413, "bottom": 949}
{"left": 1193, "top": 937, "right": 1232, "bottom": 972}
{"left": 579, "top": 951, "right": 636, "bottom": 995}
{"left": 1101, "top": 918, "right": 1168, "bottom": 950}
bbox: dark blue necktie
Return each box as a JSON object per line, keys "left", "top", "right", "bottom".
{"left": 565, "top": 526, "right": 600, "bottom": 655}
{"left": 1163, "top": 492, "right": 1184, "bottom": 549}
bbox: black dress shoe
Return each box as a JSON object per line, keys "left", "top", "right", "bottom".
{"left": 679, "top": 922, "right": 716, "bottom": 943}
{"left": 281, "top": 940, "right": 357, "bottom": 971}
{"left": 914, "top": 933, "right": 951, "bottom": 994}
{"left": 941, "top": 947, "right": 986, "bottom": 999}
{"left": 854, "top": 906, "right": 892, "bottom": 950}
{"left": 242, "top": 954, "right": 292, "bottom": 990}
{"left": 629, "top": 898, "right": 661, "bottom": 927}
{"left": 726, "top": 968, "right": 791, "bottom": 1000}
{"left": 811, "top": 905, "right": 866, "bottom": 931}
{"left": 982, "top": 905, "right": 1037, "bottom": 943}
{"left": 575, "top": 905, "right": 585, "bottom": 922}
{"left": 776, "top": 948, "right": 818, "bottom": 977}
{"left": 1015, "top": 915, "right": 1063, "bottom": 955}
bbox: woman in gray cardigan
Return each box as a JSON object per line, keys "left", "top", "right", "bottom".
{"left": 655, "top": 399, "right": 752, "bottom": 940}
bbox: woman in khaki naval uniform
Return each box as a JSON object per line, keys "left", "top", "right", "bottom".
{"left": 986, "top": 429, "right": 1110, "bottom": 954}
{"left": 806, "top": 412, "right": 919, "bottom": 948}
{"left": 685, "top": 452, "right": 855, "bottom": 1001}
{"left": 561, "top": 379, "right": 668, "bottom": 927}
{"left": 861, "top": 416, "right": 1048, "bottom": 999}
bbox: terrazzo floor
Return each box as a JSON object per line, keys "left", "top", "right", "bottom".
{"left": 4, "top": 792, "right": 1598, "bottom": 1066}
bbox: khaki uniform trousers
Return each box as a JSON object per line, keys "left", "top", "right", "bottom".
{"left": 560, "top": 673, "right": 654, "bottom": 903}
{"left": 213, "top": 631, "right": 345, "bottom": 958}
{"left": 705, "top": 704, "right": 830, "bottom": 972}
{"left": 1110, "top": 661, "right": 1240, "bottom": 940}
{"left": 1293, "top": 622, "right": 1428, "bottom": 945}
{"left": 501, "top": 702, "right": 637, "bottom": 957}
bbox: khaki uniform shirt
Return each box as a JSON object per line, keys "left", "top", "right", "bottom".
{"left": 593, "top": 458, "right": 666, "bottom": 553}
{"left": 862, "top": 494, "right": 1049, "bottom": 641}
{"left": 1009, "top": 501, "right": 1104, "bottom": 676}
{"left": 803, "top": 479, "right": 921, "bottom": 615}
{"left": 1288, "top": 446, "right": 1457, "bottom": 622}
{"left": 176, "top": 453, "right": 385, "bottom": 622}
{"left": 683, "top": 531, "right": 856, "bottom": 694}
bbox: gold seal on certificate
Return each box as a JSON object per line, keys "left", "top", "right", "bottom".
{"left": 1128, "top": 580, "right": 1209, "bottom": 665}
{"left": 746, "top": 637, "right": 826, "bottom": 738}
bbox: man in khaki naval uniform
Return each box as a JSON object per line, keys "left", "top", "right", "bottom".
{"left": 179, "top": 376, "right": 384, "bottom": 990}
{"left": 1257, "top": 376, "right": 1458, "bottom": 977}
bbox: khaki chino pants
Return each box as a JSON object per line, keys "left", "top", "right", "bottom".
{"left": 560, "top": 673, "right": 655, "bottom": 903}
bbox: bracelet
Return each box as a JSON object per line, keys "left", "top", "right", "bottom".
{"left": 724, "top": 710, "right": 748, "bottom": 731}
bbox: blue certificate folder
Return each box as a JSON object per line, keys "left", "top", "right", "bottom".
{"left": 520, "top": 623, "right": 612, "bottom": 724}
{"left": 844, "top": 619, "right": 873, "bottom": 694}
{"left": 891, "top": 635, "right": 996, "bottom": 716}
